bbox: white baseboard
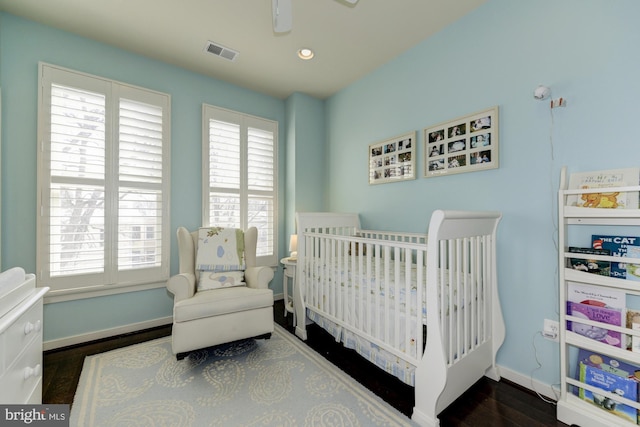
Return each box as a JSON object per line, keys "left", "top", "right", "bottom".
{"left": 43, "top": 316, "right": 173, "bottom": 351}
{"left": 497, "top": 365, "right": 559, "bottom": 402}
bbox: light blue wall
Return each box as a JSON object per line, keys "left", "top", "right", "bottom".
{"left": 284, "top": 93, "right": 326, "bottom": 245}
{"left": 324, "top": 0, "right": 640, "bottom": 388}
{"left": 0, "top": 13, "right": 290, "bottom": 343}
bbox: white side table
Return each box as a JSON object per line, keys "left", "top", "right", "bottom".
{"left": 280, "top": 257, "right": 296, "bottom": 323}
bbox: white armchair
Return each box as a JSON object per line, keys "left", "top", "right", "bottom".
{"left": 167, "top": 226, "right": 274, "bottom": 359}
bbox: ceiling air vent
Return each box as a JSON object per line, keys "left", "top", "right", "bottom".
{"left": 204, "top": 41, "right": 238, "bottom": 62}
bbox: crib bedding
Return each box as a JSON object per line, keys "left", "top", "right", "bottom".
{"left": 306, "top": 308, "right": 419, "bottom": 385}
{"left": 306, "top": 299, "right": 474, "bottom": 387}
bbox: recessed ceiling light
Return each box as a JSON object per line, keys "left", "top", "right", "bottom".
{"left": 297, "top": 48, "right": 314, "bottom": 60}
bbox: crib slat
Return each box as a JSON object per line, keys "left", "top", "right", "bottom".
{"left": 358, "top": 242, "right": 364, "bottom": 332}
{"left": 335, "top": 242, "right": 345, "bottom": 319}
{"left": 384, "top": 246, "right": 391, "bottom": 344}
{"left": 366, "top": 244, "right": 373, "bottom": 335}
{"left": 478, "top": 239, "right": 482, "bottom": 344}
{"left": 321, "top": 236, "right": 328, "bottom": 312}
{"left": 455, "top": 238, "right": 462, "bottom": 361}
{"left": 483, "top": 235, "right": 490, "bottom": 340}
{"left": 375, "top": 243, "right": 381, "bottom": 340}
{"left": 416, "top": 249, "right": 424, "bottom": 359}
{"left": 317, "top": 235, "right": 323, "bottom": 311}
{"left": 470, "top": 237, "right": 478, "bottom": 350}
{"left": 330, "top": 236, "right": 335, "bottom": 319}
{"left": 439, "top": 240, "right": 449, "bottom": 364}
{"left": 404, "top": 246, "right": 411, "bottom": 357}
{"left": 463, "top": 237, "right": 470, "bottom": 353}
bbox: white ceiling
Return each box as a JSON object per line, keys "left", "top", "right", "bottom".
{"left": 0, "top": 0, "right": 487, "bottom": 100}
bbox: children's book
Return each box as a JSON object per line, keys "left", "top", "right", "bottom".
{"left": 567, "top": 282, "right": 626, "bottom": 310}
{"left": 568, "top": 247, "right": 611, "bottom": 277}
{"left": 566, "top": 301, "right": 623, "bottom": 348}
{"left": 627, "top": 309, "right": 640, "bottom": 352}
{"left": 578, "top": 349, "right": 640, "bottom": 380}
{"left": 579, "top": 363, "right": 639, "bottom": 423}
{"left": 568, "top": 168, "right": 640, "bottom": 209}
{"left": 576, "top": 349, "right": 640, "bottom": 424}
{"left": 626, "top": 246, "right": 640, "bottom": 282}
{"left": 592, "top": 235, "right": 640, "bottom": 279}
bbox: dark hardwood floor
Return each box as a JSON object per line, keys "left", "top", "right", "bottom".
{"left": 43, "top": 300, "right": 567, "bottom": 426}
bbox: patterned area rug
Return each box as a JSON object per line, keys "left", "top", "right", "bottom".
{"left": 70, "top": 324, "right": 416, "bottom": 426}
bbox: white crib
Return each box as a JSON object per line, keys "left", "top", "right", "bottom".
{"left": 293, "top": 210, "right": 505, "bottom": 427}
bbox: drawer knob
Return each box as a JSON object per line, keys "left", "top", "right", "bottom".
{"left": 23, "top": 364, "right": 42, "bottom": 380}
{"left": 24, "top": 322, "right": 34, "bottom": 335}
{"left": 23, "top": 320, "right": 42, "bottom": 335}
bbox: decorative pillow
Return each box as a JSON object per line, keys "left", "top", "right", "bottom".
{"left": 197, "top": 271, "right": 245, "bottom": 291}
{"left": 196, "top": 227, "right": 245, "bottom": 272}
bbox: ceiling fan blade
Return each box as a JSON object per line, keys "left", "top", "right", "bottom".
{"left": 342, "top": 0, "right": 359, "bottom": 3}
{"left": 272, "top": 0, "right": 292, "bottom": 33}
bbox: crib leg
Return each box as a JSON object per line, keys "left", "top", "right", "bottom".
{"left": 412, "top": 359, "right": 446, "bottom": 427}
{"left": 484, "top": 365, "right": 500, "bottom": 382}
{"left": 295, "top": 324, "right": 308, "bottom": 340}
{"left": 411, "top": 410, "right": 439, "bottom": 427}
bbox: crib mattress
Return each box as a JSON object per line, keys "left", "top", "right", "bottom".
{"left": 306, "top": 257, "right": 426, "bottom": 316}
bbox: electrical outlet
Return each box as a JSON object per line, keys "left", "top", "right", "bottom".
{"left": 543, "top": 319, "right": 559, "bottom": 342}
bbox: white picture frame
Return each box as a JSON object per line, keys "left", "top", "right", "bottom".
{"left": 368, "top": 131, "right": 416, "bottom": 185}
{"left": 423, "top": 106, "right": 499, "bottom": 178}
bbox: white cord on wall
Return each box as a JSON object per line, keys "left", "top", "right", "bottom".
{"left": 530, "top": 85, "right": 563, "bottom": 406}
{"left": 530, "top": 331, "right": 561, "bottom": 404}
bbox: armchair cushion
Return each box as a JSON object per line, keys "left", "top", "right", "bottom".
{"left": 196, "top": 227, "right": 245, "bottom": 272}
{"left": 174, "top": 286, "right": 273, "bottom": 323}
{"left": 197, "top": 270, "right": 245, "bottom": 291}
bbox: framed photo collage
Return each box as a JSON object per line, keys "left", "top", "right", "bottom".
{"left": 368, "top": 106, "right": 499, "bottom": 184}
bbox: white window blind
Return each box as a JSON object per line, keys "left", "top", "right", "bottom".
{"left": 203, "top": 105, "right": 277, "bottom": 266}
{"left": 38, "top": 63, "right": 171, "bottom": 295}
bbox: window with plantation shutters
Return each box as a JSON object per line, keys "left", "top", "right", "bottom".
{"left": 38, "top": 63, "right": 170, "bottom": 296}
{"left": 203, "top": 105, "right": 278, "bottom": 266}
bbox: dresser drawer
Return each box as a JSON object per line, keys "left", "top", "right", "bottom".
{"left": 0, "top": 300, "right": 43, "bottom": 375}
{"left": 0, "top": 336, "right": 43, "bottom": 403}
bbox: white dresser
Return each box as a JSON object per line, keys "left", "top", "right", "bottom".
{"left": 0, "top": 270, "right": 48, "bottom": 404}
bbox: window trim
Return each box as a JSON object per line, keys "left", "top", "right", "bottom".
{"left": 202, "top": 104, "right": 278, "bottom": 267}
{"left": 37, "top": 63, "right": 171, "bottom": 300}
